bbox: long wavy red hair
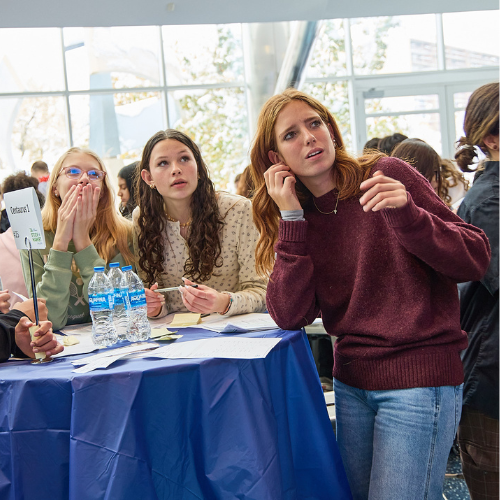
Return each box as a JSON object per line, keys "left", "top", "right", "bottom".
{"left": 250, "top": 89, "right": 383, "bottom": 277}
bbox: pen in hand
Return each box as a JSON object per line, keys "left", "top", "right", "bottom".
{"left": 153, "top": 285, "right": 198, "bottom": 293}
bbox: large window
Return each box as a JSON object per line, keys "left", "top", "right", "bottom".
{"left": 0, "top": 25, "right": 247, "bottom": 189}
{"left": 304, "top": 10, "right": 498, "bottom": 158}
{"left": 0, "top": 10, "right": 498, "bottom": 185}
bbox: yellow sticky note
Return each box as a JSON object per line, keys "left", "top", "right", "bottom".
{"left": 55, "top": 334, "right": 80, "bottom": 346}
{"left": 150, "top": 328, "right": 178, "bottom": 339}
{"left": 157, "top": 334, "right": 183, "bottom": 341}
{"left": 170, "top": 313, "right": 202, "bottom": 328}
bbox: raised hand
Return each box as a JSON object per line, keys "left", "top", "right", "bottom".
{"left": 73, "top": 184, "right": 100, "bottom": 252}
{"left": 180, "top": 277, "right": 230, "bottom": 315}
{"left": 359, "top": 171, "right": 408, "bottom": 212}
{"left": 264, "top": 162, "right": 302, "bottom": 211}
{"left": 52, "top": 185, "right": 80, "bottom": 252}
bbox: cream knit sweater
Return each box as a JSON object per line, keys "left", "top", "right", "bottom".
{"left": 133, "top": 192, "right": 267, "bottom": 317}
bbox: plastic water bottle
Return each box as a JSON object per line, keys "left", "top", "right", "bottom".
{"left": 88, "top": 266, "right": 118, "bottom": 347}
{"left": 121, "top": 265, "right": 151, "bottom": 342}
{"left": 107, "top": 262, "right": 128, "bottom": 341}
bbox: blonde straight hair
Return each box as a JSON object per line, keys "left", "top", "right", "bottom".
{"left": 43, "top": 147, "right": 134, "bottom": 264}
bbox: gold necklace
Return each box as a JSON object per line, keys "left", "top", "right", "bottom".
{"left": 313, "top": 192, "right": 340, "bottom": 215}
{"left": 166, "top": 214, "right": 192, "bottom": 228}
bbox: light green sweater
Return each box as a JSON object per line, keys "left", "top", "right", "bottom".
{"left": 20, "top": 230, "right": 132, "bottom": 331}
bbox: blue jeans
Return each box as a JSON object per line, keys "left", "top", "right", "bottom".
{"left": 334, "top": 378, "right": 463, "bottom": 500}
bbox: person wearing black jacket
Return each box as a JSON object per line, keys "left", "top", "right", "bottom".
{"left": 0, "top": 305, "right": 63, "bottom": 363}
{"left": 455, "top": 82, "right": 499, "bottom": 500}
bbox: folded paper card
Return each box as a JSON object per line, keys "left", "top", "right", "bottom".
{"left": 150, "top": 328, "right": 178, "bottom": 339}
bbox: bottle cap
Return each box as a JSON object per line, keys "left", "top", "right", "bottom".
{"left": 122, "top": 265, "right": 132, "bottom": 271}
{"left": 109, "top": 262, "right": 120, "bottom": 268}
{"left": 94, "top": 266, "right": 105, "bottom": 272}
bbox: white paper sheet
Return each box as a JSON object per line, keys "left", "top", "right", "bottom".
{"left": 196, "top": 313, "right": 279, "bottom": 333}
{"left": 53, "top": 323, "right": 98, "bottom": 357}
{"left": 143, "top": 337, "right": 281, "bottom": 359}
{"left": 73, "top": 353, "right": 128, "bottom": 373}
{"left": 72, "top": 342, "right": 159, "bottom": 366}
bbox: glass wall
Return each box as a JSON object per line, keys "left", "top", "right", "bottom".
{"left": 0, "top": 24, "right": 247, "bottom": 189}
{"left": 0, "top": 10, "right": 497, "bottom": 186}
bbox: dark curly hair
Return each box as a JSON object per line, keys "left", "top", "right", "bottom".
{"left": 2, "top": 171, "right": 45, "bottom": 207}
{"left": 136, "top": 130, "right": 224, "bottom": 286}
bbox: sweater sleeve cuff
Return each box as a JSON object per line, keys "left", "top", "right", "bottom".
{"left": 381, "top": 193, "right": 420, "bottom": 228}
{"left": 47, "top": 248, "right": 74, "bottom": 268}
{"left": 279, "top": 219, "right": 308, "bottom": 242}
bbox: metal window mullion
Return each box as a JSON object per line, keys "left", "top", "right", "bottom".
{"left": 60, "top": 28, "right": 74, "bottom": 147}
{"left": 365, "top": 108, "right": 441, "bottom": 118}
{"left": 436, "top": 13, "right": 446, "bottom": 71}
{"left": 240, "top": 22, "right": 253, "bottom": 151}
{"left": 159, "top": 25, "right": 170, "bottom": 129}
{"left": 443, "top": 85, "right": 458, "bottom": 159}
{"left": 344, "top": 18, "right": 358, "bottom": 152}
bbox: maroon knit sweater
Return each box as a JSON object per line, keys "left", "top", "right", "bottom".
{"left": 267, "top": 157, "right": 491, "bottom": 390}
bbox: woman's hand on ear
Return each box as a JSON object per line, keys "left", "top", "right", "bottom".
{"left": 264, "top": 162, "right": 302, "bottom": 211}
{"left": 73, "top": 185, "right": 100, "bottom": 252}
{"left": 52, "top": 185, "right": 79, "bottom": 252}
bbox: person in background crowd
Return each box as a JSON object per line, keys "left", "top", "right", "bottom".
{"left": 134, "top": 129, "right": 267, "bottom": 318}
{"left": 236, "top": 165, "right": 255, "bottom": 199}
{"left": 117, "top": 162, "right": 139, "bottom": 219}
{"left": 31, "top": 160, "right": 50, "bottom": 196}
{"left": 20, "top": 147, "right": 134, "bottom": 331}
{"left": 377, "top": 132, "right": 408, "bottom": 155}
{"left": 250, "top": 88, "right": 490, "bottom": 500}
{"left": 455, "top": 81, "right": 499, "bottom": 500}
{"left": 234, "top": 173, "right": 241, "bottom": 193}
{"left": 0, "top": 172, "right": 43, "bottom": 234}
{"left": 0, "top": 172, "right": 44, "bottom": 307}
{"left": 363, "top": 137, "right": 380, "bottom": 153}
{"left": 391, "top": 138, "right": 443, "bottom": 194}
{"left": 391, "top": 139, "right": 469, "bottom": 210}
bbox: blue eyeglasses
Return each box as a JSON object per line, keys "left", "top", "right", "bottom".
{"left": 60, "top": 166, "right": 106, "bottom": 181}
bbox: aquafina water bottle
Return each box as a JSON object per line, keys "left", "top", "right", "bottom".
{"left": 107, "top": 262, "right": 128, "bottom": 341}
{"left": 88, "top": 266, "right": 118, "bottom": 347}
{"left": 121, "top": 265, "right": 151, "bottom": 342}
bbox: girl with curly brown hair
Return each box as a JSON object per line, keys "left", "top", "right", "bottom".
{"left": 134, "top": 129, "right": 266, "bottom": 318}
{"left": 250, "top": 88, "right": 490, "bottom": 500}
{"left": 391, "top": 138, "right": 469, "bottom": 208}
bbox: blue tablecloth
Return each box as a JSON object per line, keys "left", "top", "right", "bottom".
{"left": 0, "top": 328, "right": 351, "bottom": 499}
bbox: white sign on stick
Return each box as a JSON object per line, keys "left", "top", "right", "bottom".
{"left": 3, "top": 187, "right": 45, "bottom": 250}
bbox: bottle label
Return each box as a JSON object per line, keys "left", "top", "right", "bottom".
{"left": 129, "top": 289, "right": 146, "bottom": 308}
{"left": 113, "top": 288, "right": 124, "bottom": 305}
{"left": 89, "top": 293, "right": 112, "bottom": 312}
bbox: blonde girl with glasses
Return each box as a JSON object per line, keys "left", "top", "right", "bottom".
{"left": 20, "top": 147, "right": 134, "bottom": 330}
